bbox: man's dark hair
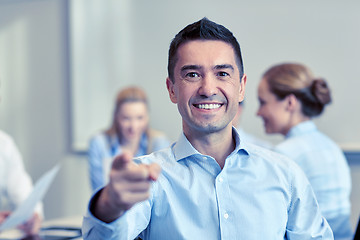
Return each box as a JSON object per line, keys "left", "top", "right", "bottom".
{"left": 167, "top": 17, "right": 244, "bottom": 82}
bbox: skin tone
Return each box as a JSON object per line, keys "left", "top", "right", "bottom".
{"left": 232, "top": 103, "right": 244, "bottom": 127}
{"left": 93, "top": 39, "right": 246, "bottom": 223}
{"left": 256, "top": 78, "right": 309, "bottom": 136}
{"left": 117, "top": 102, "right": 149, "bottom": 155}
{"left": 167, "top": 40, "right": 246, "bottom": 167}
{"left": 0, "top": 211, "right": 41, "bottom": 236}
{"left": 0, "top": 211, "right": 11, "bottom": 224}
{"left": 17, "top": 213, "right": 42, "bottom": 236}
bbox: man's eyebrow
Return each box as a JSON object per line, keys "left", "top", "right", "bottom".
{"left": 180, "top": 65, "right": 202, "bottom": 72}
{"left": 214, "top": 64, "right": 234, "bottom": 71}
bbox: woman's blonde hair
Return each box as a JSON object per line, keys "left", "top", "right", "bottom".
{"left": 106, "top": 86, "right": 149, "bottom": 137}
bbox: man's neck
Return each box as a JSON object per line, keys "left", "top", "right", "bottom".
{"left": 184, "top": 126, "right": 235, "bottom": 169}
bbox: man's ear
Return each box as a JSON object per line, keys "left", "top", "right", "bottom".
{"left": 238, "top": 74, "right": 247, "bottom": 102}
{"left": 285, "top": 94, "right": 298, "bottom": 112}
{"left": 166, "top": 77, "right": 177, "bottom": 103}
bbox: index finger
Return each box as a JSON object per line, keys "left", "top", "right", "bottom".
{"left": 111, "top": 151, "right": 134, "bottom": 170}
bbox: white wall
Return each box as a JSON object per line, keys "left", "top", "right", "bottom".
{"left": 70, "top": 0, "right": 360, "bottom": 151}
{"left": 0, "top": 0, "right": 91, "bottom": 219}
{"left": 0, "top": 0, "right": 359, "bottom": 231}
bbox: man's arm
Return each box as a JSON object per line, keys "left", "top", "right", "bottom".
{"left": 285, "top": 170, "right": 334, "bottom": 239}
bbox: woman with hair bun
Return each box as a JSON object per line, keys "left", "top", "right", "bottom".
{"left": 257, "top": 63, "right": 352, "bottom": 239}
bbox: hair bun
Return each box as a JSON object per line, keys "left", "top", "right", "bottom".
{"left": 311, "top": 79, "right": 331, "bottom": 105}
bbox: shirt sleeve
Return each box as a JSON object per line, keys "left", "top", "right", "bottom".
{"left": 285, "top": 164, "right": 334, "bottom": 239}
{"left": 6, "top": 137, "right": 44, "bottom": 217}
{"left": 82, "top": 189, "right": 152, "bottom": 240}
{"left": 88, "top": 137, "right": 106, "bottom": 192}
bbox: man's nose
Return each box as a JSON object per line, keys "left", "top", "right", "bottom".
{"left": 198, "top": 76, "right": 217, "bottom": 97}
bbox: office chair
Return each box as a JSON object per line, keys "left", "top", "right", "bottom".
{"left": 354, "top": 216, "right": 360, "bottom": 240}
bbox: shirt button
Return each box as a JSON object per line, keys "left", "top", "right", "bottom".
{"left": 224, "top": 213, "right": 229, "bottom": 219}
{"left": 218, "top": 177, "right": 223, "bottom": 182}
{"left": 202, "top": 156, "right": 207, "bottom": 160}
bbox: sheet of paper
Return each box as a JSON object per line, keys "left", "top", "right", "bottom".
{"left": 0, "top": 164, "right": 60, "bottom": 232}
{"left": 0, "top": 228, "right": 24, "bottom": 239}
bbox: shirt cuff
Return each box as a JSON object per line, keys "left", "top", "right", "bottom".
{"left": 82, "top": 188, "right": 129, "bottom": 239}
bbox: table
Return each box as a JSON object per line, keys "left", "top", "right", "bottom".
{"left": 0, "top": 215, "right": 83, "bottom": 240}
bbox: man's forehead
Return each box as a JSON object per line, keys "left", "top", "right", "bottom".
{"left": 176, "top": 40, "right": 237, "bottom": 67}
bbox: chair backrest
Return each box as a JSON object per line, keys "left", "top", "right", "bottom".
{"left": 354, "top": 216, "right": 360, "bottom": 240}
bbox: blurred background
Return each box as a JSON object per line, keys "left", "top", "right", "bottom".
{"left": 0, "top": 0, "right": 359, "bottom": 230}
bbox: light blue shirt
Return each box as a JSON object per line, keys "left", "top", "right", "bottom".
{"left": 83, "top": 128, "right": 333, "bottom": 240}
{"left": 275, "top": 121, "right": 352, "bottom": 239}
{"left": 88, "top": 131, "right": 170, "bottom": 192}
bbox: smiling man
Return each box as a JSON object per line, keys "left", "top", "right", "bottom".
{"left": 166, "top": 39, "right": 245, "bottom": 169}
{"left": 82, "top": 18, "right": 333, "bottom": 240}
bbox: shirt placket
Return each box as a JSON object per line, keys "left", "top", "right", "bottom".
{"left": 215, "top": 168, "right": 236, "bottom": 239}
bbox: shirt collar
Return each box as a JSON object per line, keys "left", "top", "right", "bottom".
{"left": 286, "top": 120, "right": 317, "bottom": 138}
{"left": 172, "top": 127, "right": 249, "bottom": 162}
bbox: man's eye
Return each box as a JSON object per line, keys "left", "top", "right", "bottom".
{"left": 218, "top": 72, "right": 229, "bottom": 77}
{"left": 186, "top": 72, "right": 199, "bottom": 78}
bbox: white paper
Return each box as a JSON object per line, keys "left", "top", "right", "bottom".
{"left": 0, "top": 164, "right": 60, "bottom": 232}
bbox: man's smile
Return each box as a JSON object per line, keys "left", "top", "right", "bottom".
{"left": 193, "top": 103, "right": 222, "bottom": 110}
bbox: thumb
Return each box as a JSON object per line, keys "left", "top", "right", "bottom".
{"left": 147, "top": 163, "right": 162, "bottom": 181}
{"left": 111, "top": 151, "right": 134, "bottom": 170}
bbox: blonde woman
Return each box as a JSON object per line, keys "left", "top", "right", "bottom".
{"left": 88, "top": 86, "right": 170, "bottom": 192}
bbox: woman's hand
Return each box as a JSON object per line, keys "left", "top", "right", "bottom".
{"left": 17, "top": 213, "right": 42, "bottom": 236}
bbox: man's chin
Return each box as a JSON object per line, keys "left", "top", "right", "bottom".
{"left": 193, "top": 123, "right": 228, "bottom": 134}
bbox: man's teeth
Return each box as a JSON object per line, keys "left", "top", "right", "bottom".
{"left": 196, "top": 103, "right": 221, "bottom": 109}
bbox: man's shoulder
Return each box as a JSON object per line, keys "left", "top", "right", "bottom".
{"left": 245, "top": 143, "right": 313, "bottom": 197}
{"left": 245, "top": 143, "right": 303, "bottom": 174}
